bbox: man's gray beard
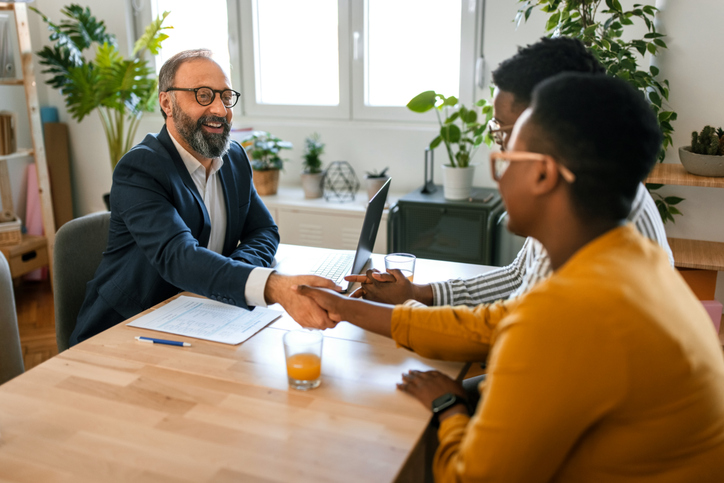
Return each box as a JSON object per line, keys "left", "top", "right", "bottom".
{"left": 172, "top": 102, "right": 231, "bottom": 159}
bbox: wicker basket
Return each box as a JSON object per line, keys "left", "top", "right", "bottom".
{"left": 0, "top": 218, "right": 22, "bottom": 246}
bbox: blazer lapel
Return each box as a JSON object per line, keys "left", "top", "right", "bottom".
{"left": 218, "top": 152, "right": 239, "bottom": 255}
{"left": 157, "top": 126, "right": 212, "bottom": 247}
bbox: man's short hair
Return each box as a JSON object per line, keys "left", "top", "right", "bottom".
{"left": 158, "top": 49, "right": 214, "bottom": 119}
{"left": 528, "top": 72, "right": 662, "bottom": 221}
{"left": 492, "top": 37, "right": 605, "bottom": 106}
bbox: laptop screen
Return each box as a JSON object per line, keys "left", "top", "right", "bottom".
{"left": 343, "top": 177, "right": 391, "bottom": 291}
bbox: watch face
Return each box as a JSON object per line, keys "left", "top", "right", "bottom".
{"left": 432, "top": 393, "right": 458, "bottom": 414}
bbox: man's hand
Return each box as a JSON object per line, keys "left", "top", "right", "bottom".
{"left": 345, "top": 269, "right": 434, "bottom": 305}
{"left": 294, "top": 284, "right": 394, "bottom": 338}
{"left": 264, "top": 273, "right": 341, "bottom": 329}
{"left": 397, "top": 370, "right": 469, "bottom": 421}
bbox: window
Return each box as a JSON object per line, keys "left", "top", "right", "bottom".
{"left": 129, "top": 0, "right": 235, "bottom": 81}
{"left": 131, "top": 0, "right": 480, "bottom": 122}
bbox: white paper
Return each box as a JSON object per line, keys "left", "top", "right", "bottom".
{"left": 127, "top": 295, "right": 281, "bottom": 345}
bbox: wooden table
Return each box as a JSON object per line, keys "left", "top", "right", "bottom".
{"left": 0, "top": 245, "right": 492, "bottom": 482}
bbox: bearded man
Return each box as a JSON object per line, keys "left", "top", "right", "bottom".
{"left": 71, "top": 49, "right": 338, "bottom": 345}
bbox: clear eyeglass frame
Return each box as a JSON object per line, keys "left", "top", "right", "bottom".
{"left": 489, "top": 151, "right": 576, "bottom": 183}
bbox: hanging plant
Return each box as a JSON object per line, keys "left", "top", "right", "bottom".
{"left": 515, "top": 0, "right": 682, "bottom": 223}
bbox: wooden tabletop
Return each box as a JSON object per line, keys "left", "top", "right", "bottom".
{"left": 0, "top": 245, "right": 493, "bottom": 483}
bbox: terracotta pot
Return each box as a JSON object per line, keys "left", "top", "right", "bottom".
{"left": 253, "top": 169, "right": 280, "bottom": 196}
{"left": 441, "top": 164, "right": 476, "bottom": 200}
{"left": 301, "top": 172, "right": 325, "bottom": 199}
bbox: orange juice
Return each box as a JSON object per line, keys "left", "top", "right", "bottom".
{"left": 286, "top": 353, "right": 321, "bottom": 381}
{"left": 399, "top": 270, "right": 414, "bottom": 282}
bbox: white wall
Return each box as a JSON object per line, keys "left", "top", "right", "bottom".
{"left": 8, "top": 0, "right": 724, "bottom": 303}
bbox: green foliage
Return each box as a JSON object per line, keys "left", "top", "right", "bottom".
{"left": 515, "top": 0, "right": 682, "bottom": 223}
{"left": 366, "top": 167, "right": 389, "bottom": 178}
{"left": 690, "top": 125, "right": 724, "bottom": 156}
{"left": 241, "top": 131, "right": 293, "bottom": 171}
{"left": 31, "top": 5, "right": 171, "bottom": 170}
{"left": 302, "top": 133, "right": 325, "bottom": 174}
{"left": 407, "top": 91, "right": 494, "bottom": 168}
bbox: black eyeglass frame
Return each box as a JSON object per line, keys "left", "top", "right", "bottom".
{"left": 165, "top": 86, "right": 241, "bottom": 108}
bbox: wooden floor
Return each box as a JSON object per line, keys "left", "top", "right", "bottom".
{"left": 13, "top": 278, "right": 57, "bottom": 370}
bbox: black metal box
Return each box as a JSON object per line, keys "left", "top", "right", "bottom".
{"left": 388, "top": 185, "right": 505, "bottom": 265}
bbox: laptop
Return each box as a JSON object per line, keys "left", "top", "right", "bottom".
{"left": 309, "top": 178, "right": 391, "bottom": 292}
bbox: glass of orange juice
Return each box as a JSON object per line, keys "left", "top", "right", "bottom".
{"left": 384, "top": 253, "right": 416, "bottom": 282}
{"left": 283, "top": 329, "right": 323, "bottom": 390}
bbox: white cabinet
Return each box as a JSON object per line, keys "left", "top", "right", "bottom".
{"left": 260, "top": 187, "right": 401, "bottom": 254}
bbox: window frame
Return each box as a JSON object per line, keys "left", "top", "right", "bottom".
{"left": 237, "top": 0, "right": 351, "bottom": 120}
{"left": 129, "top": 0, "right": 483, "bottom": 123}
{"left": 350, "top": 0, "right": 478, "bottom": 122}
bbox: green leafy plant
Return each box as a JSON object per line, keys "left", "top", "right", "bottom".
{"left": 515, "top": 0, "right": 682, "bottom": 223}
{"left": 302, "top": 133, "right": 325, "bottom": 174}
{"left": 365, "top": 167, "right": 389, "bottom": 178}
{"left": 31, "top": 4, "right": 171, "bottom": 170}
{"left": 241, "top": 131, "right": 292, "bottom": 171}
{"left": 407, "top": 91, "right": 494, "bottom": 168}
{"left": 690, "top": 126, "right": 724, "bottom": 156}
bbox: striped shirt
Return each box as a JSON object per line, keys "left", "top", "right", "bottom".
{"left": 430, "top": 183, "right": 674, "bottom": 306}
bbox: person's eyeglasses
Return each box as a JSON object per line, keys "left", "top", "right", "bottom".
{"left": 165, "top": 86, "right": 241, "bottom": 108}
{"left": 489, "top": 151, "right": 576, "bottom": 183}
{"left": 487, "top": 118, "right": 516, "bottom": 147}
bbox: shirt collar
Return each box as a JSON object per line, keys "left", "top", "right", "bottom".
{"left": 168, "top": 129, "right": 224, "bottom": 177}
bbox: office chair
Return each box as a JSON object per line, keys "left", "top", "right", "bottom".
{"left": 0, "top": 252, "right": 24, "bottom": 384}
{"left": 53, "top": 211, "right": 110, "bottom": 352}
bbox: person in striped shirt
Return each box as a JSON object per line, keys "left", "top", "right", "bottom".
{"left": 346, "top": 37, "right": 673, "bottom": 307}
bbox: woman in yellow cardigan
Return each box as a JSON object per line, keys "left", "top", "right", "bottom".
{"left": 295, "top": 73, "right": 724, "bottom": 482}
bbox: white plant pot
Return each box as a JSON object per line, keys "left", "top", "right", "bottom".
{"left": 442, "top": 164, "right": 476, "bottom": 200}
{"left": 301, "top": 172, "right": 325, "bottom": 199}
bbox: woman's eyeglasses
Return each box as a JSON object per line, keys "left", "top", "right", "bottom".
{"left": 489, "top": 151, "right": 576, "bottom": 183}
{"left": 487, "top": 118, "right": 515, "bottom": 147}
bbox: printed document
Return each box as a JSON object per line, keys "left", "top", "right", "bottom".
{"left": 127, "top": 295, "right": 281, "bottom": 344}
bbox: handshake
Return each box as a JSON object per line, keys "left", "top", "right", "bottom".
{"left": 264, "top": 268, "right": 432, "bottom": 330}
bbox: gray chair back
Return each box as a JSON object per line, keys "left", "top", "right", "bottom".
{"left": 0, "top": 252, "right": 24, "bottom": 384}
{"left": 53, "top": 211, "right": 111, "bottom": 352}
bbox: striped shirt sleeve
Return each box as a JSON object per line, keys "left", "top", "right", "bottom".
{"left": 430, "top": 238, "right": 535, "bottom": 306}
{"left": 628, "top": 182, "right": 674, "bottom": 266}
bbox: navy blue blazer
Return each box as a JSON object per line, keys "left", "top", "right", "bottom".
{"left": 71, "top": 126, "right": 279, "bottom": 345}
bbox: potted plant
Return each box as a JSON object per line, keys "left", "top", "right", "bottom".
{"left": 242, "top": 131, "right": 292, "bottom": 196}
{"left": 407, "top": 91, "right": 492, "bottom": 200}
{"left": 32, "top": 5, "right": 170, "bottom": 173}
{"left": 301, "top": 133, "right": 325, "bottom": 199}
{"left": 679, "top": 126, "right": 724, "bottom": 177}
{"left": 364, "top": 167, "right": 390, "bottom": 201}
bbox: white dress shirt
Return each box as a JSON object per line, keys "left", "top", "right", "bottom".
{"left": 169, "top": 132, "right": 274, "bottom": 307}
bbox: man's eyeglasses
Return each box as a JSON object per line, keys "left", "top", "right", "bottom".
{"left": 165, "top": 87, "right": 241, "bottom": 108}
{"left": 489, "top": 151, "right": 576, "bottom": 183}
{"left": 487, "top": 118, "right": 515, "bottom": 147}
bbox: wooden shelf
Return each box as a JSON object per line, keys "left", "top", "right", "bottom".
{"left": 0, "top": 79, "right": 24, "bottom": 86}
{"left": 0, "top": 234, "right": 49, "bottom": 278}
{"left": 0, "top": 148, "right": 33, "bottom": 161}
{"left": 646, "top": 163, "right": 724, "bottom": 188}
{"left": 668, "top": 238, "right": 724, "bottom": 271}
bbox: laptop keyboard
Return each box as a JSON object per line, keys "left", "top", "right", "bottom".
{"left": 311, "top": 252, "right": 355, "bottom": 283}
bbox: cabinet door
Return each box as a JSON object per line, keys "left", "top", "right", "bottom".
{"left": 276, "top": 209, "right": 387, "bottom": 253}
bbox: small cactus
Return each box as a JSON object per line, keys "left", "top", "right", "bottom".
{"left": 691, "top": 125, "right": 723, "bottom": 155}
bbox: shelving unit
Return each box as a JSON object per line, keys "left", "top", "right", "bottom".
{"left": 646, "top": 163, "right": 724, "bottom": 271}
{"left": 0, "top": 2, "right": 56, "bottom": 279}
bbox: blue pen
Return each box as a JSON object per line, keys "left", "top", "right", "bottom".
{"left": 135, "top": 336, "right": 191, "bottom": 347}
